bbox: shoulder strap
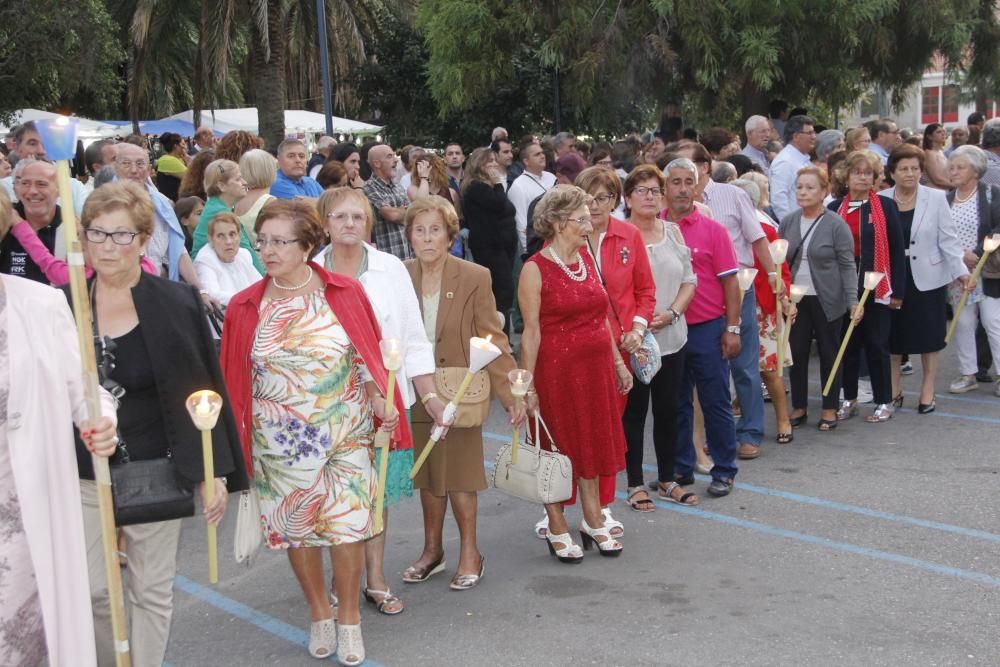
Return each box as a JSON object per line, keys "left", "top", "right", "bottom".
{"left": 787, "top": 212, "right": 824, "bottom": 269}
{"left": 585, "top": 238, "right": 625, "bottom": 335}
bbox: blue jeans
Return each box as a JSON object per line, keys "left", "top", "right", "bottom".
{"left": 732, "top": 285, "right": 764, "bottom": 445}
{"left": 675, "top": 316, "right": 738, "bottom": 481}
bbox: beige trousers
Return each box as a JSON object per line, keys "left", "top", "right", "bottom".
{"left": 80, "top": 480, "right": 182, "bottom": 667}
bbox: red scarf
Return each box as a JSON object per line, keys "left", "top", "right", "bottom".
{"left": 838, "top": 191, "right": 891, "bottom": 300}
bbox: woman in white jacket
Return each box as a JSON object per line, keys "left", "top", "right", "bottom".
{"left": 193, "top": 211, "right": 262, "bottom": 306}
{"left": 884, "top": 144, "right": 969, "bottom": 412}
{"left": 316, "top": 187, "right": 447, "bottom": 615}
{"left": 0, "top": 189, "right": 117, "bottom": 666}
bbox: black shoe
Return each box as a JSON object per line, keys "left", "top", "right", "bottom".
{"left": 707, "top": 478, "right": 733, "bottom": 497}
{"left": 918, "top": 401, "right": 936, "bottom": 414}
{"left": 789, "top": 412, "right": 808, "bottom": 428}
{"left": 976, "top": 371, "right": 994, "bottom": 383}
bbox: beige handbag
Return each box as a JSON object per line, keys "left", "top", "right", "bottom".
{"left": 492, "top": 413, "right": 573, "bottom": 505}
{"left": 434, "top": 367, "right": 491, "bottom": 427}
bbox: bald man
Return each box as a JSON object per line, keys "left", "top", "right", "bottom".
{"left": 362, "top": 144, "right": 413, "bottom": 260}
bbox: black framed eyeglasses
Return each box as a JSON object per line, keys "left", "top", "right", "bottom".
{"left": 85, "top": 229, "right": 141, "bottom": 245}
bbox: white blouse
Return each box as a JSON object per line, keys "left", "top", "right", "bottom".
{"left": 317, "top": 244, "right": 435, "bottom": 407}
{"left": 193, "top": 246, "right": 262, "bottom": 306}
{"left": 645, "top": 221, "right": 697, "bottom": 355}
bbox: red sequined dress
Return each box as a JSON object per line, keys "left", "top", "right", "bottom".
{"left": 528, "top": 250, "right": 626, "bottom": 490}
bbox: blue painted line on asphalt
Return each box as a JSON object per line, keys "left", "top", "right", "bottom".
{"left": 174, "top": 575, "right": 387, "bottom": 666}
{"left": 642, "top": 466, "right": 1000, "bottom": 544}
{"left": 482, "top": 431, "right": 1000, "bottom": 543}
{"left": 613, "top": 490, "right": 1000, "bottom": 588}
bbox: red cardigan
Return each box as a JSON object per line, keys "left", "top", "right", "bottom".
{"left": 220, "top": 262, "right": 412, "bottom": 478}
{"left": 597, "top": 217, "right": 656, "bottom": 335}
{"left": 753, "top": 217, "right": 792, "bottom": 316}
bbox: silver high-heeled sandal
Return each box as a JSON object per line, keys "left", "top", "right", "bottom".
{"left": 837, "top": 399, "right": 859, "bottom": 421}
{"left": 336, "top": 624, "right": 364, "bottom": 666}
{"left": 866, "top": 403, "right": 894, "bottom": 423}
{"left": 308, "top": 618, "right": 337, "bottom": 659}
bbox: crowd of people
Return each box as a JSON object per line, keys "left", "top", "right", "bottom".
{"left": 1, "top": 105, "right": 999, "bottom": 665}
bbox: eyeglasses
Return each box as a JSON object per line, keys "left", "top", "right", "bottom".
{"left": 327, "top": 212, "right": 367, "bottom": 225}
{"left": 565, "top": 215, "right": 592, "bottom": 226}
{"left": 118, "top": 160, "right": 148, "bottom": 170}
{"left": 254, "top": 237, "right": 301, "bottom": 250}
{"left": 588, "top": 193, "right": 616, "bottom": 206}
{"left": 596, "top": 159, "right": 613, "bottom": 166}
{"left": 633, "top": 186, "right": 663, "bottom": 198}
{"left": 85, "top": 229, "right": 141, "bottom": 245}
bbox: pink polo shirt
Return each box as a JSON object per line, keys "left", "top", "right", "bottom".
{"left": 670, "top": 209, "right": 738, "bottom": 325}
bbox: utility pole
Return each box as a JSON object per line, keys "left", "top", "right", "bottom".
{"left": 316, "top": 0, "right": 334, "bottom": 136}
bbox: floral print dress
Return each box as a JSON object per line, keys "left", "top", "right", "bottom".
{"left": 0, "top": 285, "right": 47, "bottom": 666}
{"left": 251, "top": 290, "right": 376, "bottom": 548}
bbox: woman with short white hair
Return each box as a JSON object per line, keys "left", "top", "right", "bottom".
{"left": 945, "top": 145, "right": 1000, "bottom": 397}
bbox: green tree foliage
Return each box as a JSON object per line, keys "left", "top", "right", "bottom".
{"left": 417, "top": 0, "right": 1000, "bottom": 130}
{"left": 0, "top": 0, "right": 124, "bottom": 124}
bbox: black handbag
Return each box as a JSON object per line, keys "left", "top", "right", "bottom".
{"left": 109, "top": 442, "right": 195, "bottom": 527}
{"left": 91, "top": 282, "right": 196, "bottom": 526}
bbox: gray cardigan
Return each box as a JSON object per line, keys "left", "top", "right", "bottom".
{"left": 779, "top": 209, "right": 858, "bottom": 322}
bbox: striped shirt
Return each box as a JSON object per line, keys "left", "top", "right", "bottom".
{"left": 702, "top": 179, "right": 765, "bottom": 268}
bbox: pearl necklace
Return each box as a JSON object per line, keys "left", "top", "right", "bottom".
{"left": 547, "top": 247, "right": 588, "bottom": 282}
{"left": 272, "top": 266, "right": 314, "bottom": 291}
{"left": 955, "top": 187, "right": 977, "bottom": 204}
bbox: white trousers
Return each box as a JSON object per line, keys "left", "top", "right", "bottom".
{"left": 80, "top": 480, "right": 182, "bottom": 667}
{"left": 954, "top": 296, "right": 1000, "bottom": 376}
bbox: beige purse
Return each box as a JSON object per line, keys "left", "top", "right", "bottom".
{"left": 492, "top": 413, "right": 573, "bottom": 504}
{"left": 434, "top": 367, "right": 491, "bottom": 427}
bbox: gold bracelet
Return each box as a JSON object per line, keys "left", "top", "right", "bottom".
{"left": 420, "top": 392, "right": 438, "bottom": 406}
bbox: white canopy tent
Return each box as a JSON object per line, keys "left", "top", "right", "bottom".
{"left": 163, "top": 108, "right": 382, "bottom": 137}
{"left": 0, "top": 108, "right": 120, "bottom": 140}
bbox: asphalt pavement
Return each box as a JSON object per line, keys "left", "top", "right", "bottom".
{"left": 165, "top": 350, "right": 1000, "bottom": 667}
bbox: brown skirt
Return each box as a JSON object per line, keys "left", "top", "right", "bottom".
{"left": 410, "top": 401, "right": 488, "bottom": 497}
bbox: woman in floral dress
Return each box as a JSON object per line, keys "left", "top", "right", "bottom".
{"left": 222, "top": 200, "right": 406, "bottom": 666}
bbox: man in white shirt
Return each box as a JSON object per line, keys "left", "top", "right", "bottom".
{"left": 507, "top": 140, "right": 555, "bottom": 251}
{"left": 769, "top": 115, "right": 816, "bottom": 221}
{"left": 741, "top": 115, "right": 771, "bottom": 175}
{"left": 868, "top": 119, "right": 899, "bottom": 165}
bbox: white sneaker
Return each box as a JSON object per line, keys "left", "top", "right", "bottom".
{"left": 857, "top": 378, "right": 874, "bottom": 404}
{"left": 900, "top": 360, "right": 914, "bottom": 375}
{"left": 949, "top": 375, "right": 979, "bottom": 394}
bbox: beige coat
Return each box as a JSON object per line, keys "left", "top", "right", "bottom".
{"left": 4, "top": 275, "right": 116, "bottom": 666}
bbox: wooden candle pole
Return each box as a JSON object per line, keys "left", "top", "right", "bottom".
{"left": 373, "top": 369, "right": 396, "bottom": 533}
{"left": 945, "top": 234, "right": 1000, "bottom": 344}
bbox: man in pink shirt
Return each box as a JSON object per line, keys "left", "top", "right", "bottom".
{"left": 661, "top": 157, "right": 742, "bottom": 497}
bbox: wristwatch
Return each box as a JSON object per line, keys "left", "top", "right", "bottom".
{"left": 725, "top": 325, "right": 741, "bottom": 335}
{"left": 668, "top": 308, "right": 681, "bottom": 324}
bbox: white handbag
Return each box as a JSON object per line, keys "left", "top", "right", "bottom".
{"left": 492, "top": 413, "right": 573, "bottom": 504}
{"left": 233, "top": 488, "right": 263, "bottom": 565}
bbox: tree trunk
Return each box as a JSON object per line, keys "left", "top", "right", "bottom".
{"left": 253, "top": 0, "right": 287, "bottom": 151}
{"left": 740, "top": 79, "right": 769, "bottom": 125}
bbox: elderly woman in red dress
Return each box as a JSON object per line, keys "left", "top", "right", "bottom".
{"left": 519, "top": 185, "right": 632, "bottom": 563}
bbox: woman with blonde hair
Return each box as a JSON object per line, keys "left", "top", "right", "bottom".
{"left": 845, "top": 127, "right": 872, "bottom": 152}
{"left": 316, "top": 187, "right": 446, "bottom": 612}
{"left": 191, "top": 159, "right": 263, "bottom": 274}
{"left": 234, "top": 148, "right": 277, "bottom": 243}
{"left": 520, "top": 185, "right": 631, "bottom": 562}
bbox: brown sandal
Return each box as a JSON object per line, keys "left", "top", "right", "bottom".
{"left": 657, "top": 481, "right": 699, "bottom": 506}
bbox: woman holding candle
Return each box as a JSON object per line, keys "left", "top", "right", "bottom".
{"left": 781, "top": 167, "right": 859, "bottom": 431}
{"left": 73, "top": 181, "right": 248, "bottom": 667}
{"left": 191, "top": 159, "right": 264, "bottom": 274}
{"left": 883, "top": 145, "right": 969, "bottom": 412}
{"left": 828, "top": 151, "right": 906, "bottom": 423}
{"left": 732, "top": 178, "right": 795, "bottom": 443}
{"left": 193, "top": 212, "right": 263, "bottom": 306}
{"left": 945, "top": 146, "right": 1000, "bottom": 397}
{"left": 0, "top": 189, "right": 119, "bottom": 666}
{"left": 611, "top": 165, "right": 694, "bottom": 507}
{"left": 221, "top": 199, "right": 405, "bottom": 664}
{"left": 402, "top": 195, "right": 524, "bottom": 588}
{"left": 317, "top": 187, "right": 447, "bottom": 612}
{"left": 519, "top": 185, "right": 631, "bottom": 561}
